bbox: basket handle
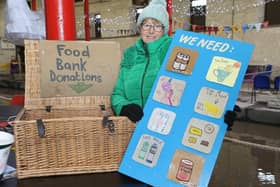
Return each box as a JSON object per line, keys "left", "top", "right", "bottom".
{"left": 100, "top": 104, "right": 115, "bottom": 133}
{"left": 45, "top": 105, "right": 52, "bottom": 112}
{"left": 102, "top": 115, "right": 115, "bottom": 133}
{"left": 36, "top": 119, "right": 45, "bottom": 137}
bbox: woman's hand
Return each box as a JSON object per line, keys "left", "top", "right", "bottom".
{"left": 224, "top": 105, "right": 241, "bottom": 131}
{"left": 120, "top": 104, "right": 144, "bottom": 123}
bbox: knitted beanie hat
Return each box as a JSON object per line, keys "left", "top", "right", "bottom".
{"left": 136, "top": 0, "right": 169, "bottom": 34}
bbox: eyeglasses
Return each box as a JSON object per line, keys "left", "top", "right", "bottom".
{"left": 141, "top": 23, "right": 164, "bottom": 32}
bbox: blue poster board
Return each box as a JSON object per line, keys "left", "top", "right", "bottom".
{"left": 119, "top": 30, "right": 254, "bottom": 187}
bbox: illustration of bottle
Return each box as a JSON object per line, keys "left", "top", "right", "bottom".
{"left": 138, "top": 141, "right": 149, "bottom": 160}
{"left": 146, "top": 143, "right": 158, "bottom": 163}
{"left": 176, "top": 159, "right": 193, "bottom": 182}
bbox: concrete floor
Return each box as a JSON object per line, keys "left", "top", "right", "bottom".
{"left": 0, "top": 86, "right": 279, "bottom": 186}
{"left": 211, "top": 120, "right": 279, "bottom": 187}
{"left": 211, "top": 86, "right": 280, "bottom": 186}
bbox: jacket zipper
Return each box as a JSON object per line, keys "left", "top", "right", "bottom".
{"left": 140, "top": 44, "right": 150, "bottom": 107}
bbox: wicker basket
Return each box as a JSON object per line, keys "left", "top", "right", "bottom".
{"left": 13, "top": 40, "right": 135, "bottom": 179}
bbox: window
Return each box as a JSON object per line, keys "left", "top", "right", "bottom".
{"left": 265, "top": 1, "right": 280, "bottom": 26}
{"left": 190, "top": 0, "right": 206, "bottom": 26}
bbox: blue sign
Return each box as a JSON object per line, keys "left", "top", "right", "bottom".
{"left": 119, "top": 30, "right": 254, "bottom": 187}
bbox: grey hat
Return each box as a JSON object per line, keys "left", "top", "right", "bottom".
{"left": 136, "top": 0, "right": 169, "bottom": 34}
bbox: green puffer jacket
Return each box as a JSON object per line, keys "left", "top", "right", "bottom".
{"left": 111, "top": 34, "right": 172, "bottom": 115}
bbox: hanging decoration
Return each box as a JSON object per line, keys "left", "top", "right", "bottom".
{"left": 172, "top": 0, "right": 279, "bottom": 17}
{"left": 173, "top": 20, "right": 270, "bottom": 37}
{"left": 74, "top": 0, "right": 274, "bottom": 38}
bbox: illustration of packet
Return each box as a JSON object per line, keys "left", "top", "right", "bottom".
{"left": 194, "top": 87, "right": 229, "bottom": 118}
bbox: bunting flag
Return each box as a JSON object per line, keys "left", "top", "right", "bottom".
{"left": 242, "top": 24, "right": 248, "bottom": 33}
{"left": 232, "top": 25, "right": 241, "bottom": 32}
{"left": 192, "top": 24, "right": 197, "bottom": 32}
{"left": 173, "top": 20, "right": 269, "bottom": 35}
{"left": 213, "top": 26, "right": 219, "bottom": 34}
{"left": 255, "top": 23, "right": 262, "bottom": 32}
{"left": 223, "top": 26, "right": 231, "bottom": 35}
{"left": 207, "top": 26, "right": 213, "bottom": 35}
{"left": 248, "top": 24, "right": 255, "bottom": 30}
{"left": 263, "top": 20, "right": 269, "bottom": 28}
{"left": 182, "top": 22, "right": 189, "bottom": 30}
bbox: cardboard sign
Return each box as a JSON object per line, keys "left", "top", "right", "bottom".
{"left": 119, "top": 30, "right": 254, "bottom": 187}
{"left": 39, "top": 40, "right": 121, "bottom": 97}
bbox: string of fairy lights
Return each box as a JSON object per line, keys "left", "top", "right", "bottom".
{"left": 76, "top": 0, "right": 279, "bottom": 37}
{"left": 173, "top": 0, "right": 279, "bottom": 17}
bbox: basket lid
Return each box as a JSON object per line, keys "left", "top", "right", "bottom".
{"left": 24, "top": 40, "right": 121, "bottom": 108}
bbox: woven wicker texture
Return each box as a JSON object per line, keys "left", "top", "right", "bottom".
{"left": 14, "top": 117, "right": 135, "bottom": 179}
{"left": 14, "top": 40, "right": 135, "bottom": 179}
{"left": 19, "top": 106, "right": 113, "bottom": 120}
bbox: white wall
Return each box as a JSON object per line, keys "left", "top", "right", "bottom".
{"left": 206, "top": 0, "right": 280, "bottom": 75}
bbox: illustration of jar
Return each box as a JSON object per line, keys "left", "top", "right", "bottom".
{"left": 180, "top": 54, "right": 190, "bottom": 71}
{"left": 176, "top": 159, "right": 193, "bottom": 182}
{"left": 172, "top": 52, "right": 191, "bottom": 72}
{"left": 146, "top": 143, "right": 158, "bottom": 163}
{"left": 138, "top": 141, "right": 149, "bottom": 160}
{"left": 173, "top": 52, "right": 184, "bottom": 70}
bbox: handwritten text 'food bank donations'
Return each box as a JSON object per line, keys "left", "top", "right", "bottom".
{"left": 49, "top": 44, "right": 102, "bottom": 83}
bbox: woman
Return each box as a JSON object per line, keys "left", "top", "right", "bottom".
{"left": 111, "top": 0, "right": 170, "bottom": 122}
{"left": 111, "top": 0, "right": 238, "bottom": 129}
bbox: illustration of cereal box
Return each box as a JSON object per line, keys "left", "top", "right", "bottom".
{"left": 194, "top": 87, "right": 229, "bottom": 118}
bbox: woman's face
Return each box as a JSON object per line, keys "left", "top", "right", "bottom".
{"left": 140, "top": 18, "right": 164, "bottom": 43}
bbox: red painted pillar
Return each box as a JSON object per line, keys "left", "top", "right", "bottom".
{"left": 44, "top": 0, "right": 76, "bottom": 40}
{"left": 167, "top": 0, "right": 172, "bottom": 36}
{"left": 31, "top": 0, "right": 36, "bottom": 11}
{"left": 84, "top": 0, "right": 91, "bottom": 41}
